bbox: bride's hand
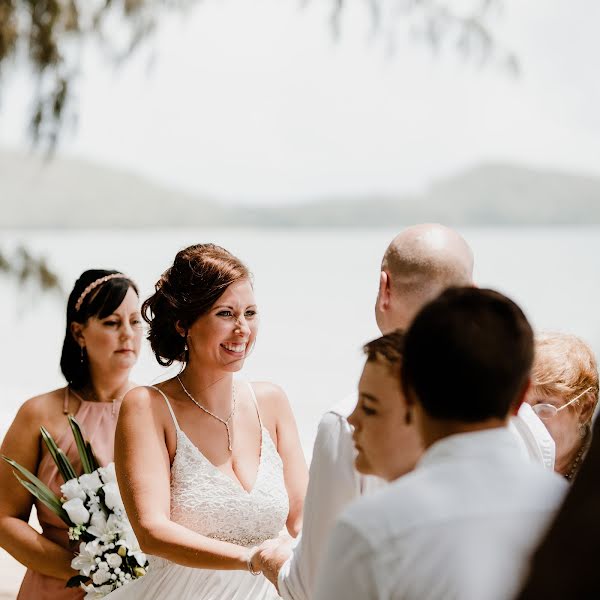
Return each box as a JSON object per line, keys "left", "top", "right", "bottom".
{"left": 254, "top": 538, "right": 294, "bottom": 589}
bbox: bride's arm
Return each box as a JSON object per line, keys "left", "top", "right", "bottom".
{"left": 115, "top": 387, "right": 254, "bottom": 571}
{"left": 253, "top": 383, "right": 308, "bottom": 537}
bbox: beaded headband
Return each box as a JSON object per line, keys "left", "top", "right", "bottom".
{"left": 75, "top": 273, "right": 128, "bottom": 312}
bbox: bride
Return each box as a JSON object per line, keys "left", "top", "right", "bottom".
{"left": 109, "top": 244, "right": 308, "bottom": 598}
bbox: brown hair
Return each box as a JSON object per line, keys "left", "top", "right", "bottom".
{"left": 363, "top": 331, "right": 405, "bottom": 377}
{"left": 531, "top": 332, "right": 599, "bottom": 425}
{"left": 142, "top": 244, "right": 250, "bottom": 366}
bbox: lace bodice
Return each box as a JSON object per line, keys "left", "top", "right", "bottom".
{"left": 152, "top": 384, "right": 289, "bottom": 553}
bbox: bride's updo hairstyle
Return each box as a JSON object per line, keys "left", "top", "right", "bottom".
{"left": 142, "top": 243, "right": 250, "bottom": 366}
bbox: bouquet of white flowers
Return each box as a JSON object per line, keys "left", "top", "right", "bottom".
{"left": 2, "top": 415, "right": 148, "bottom": 598}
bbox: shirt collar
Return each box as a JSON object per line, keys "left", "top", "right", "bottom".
{"left": 417, "top": 426, "right": 522, "bottom": 470}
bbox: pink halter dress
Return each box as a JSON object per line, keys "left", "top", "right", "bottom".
{"left": 17, "top": 388, "right": 121, "bottom": 600}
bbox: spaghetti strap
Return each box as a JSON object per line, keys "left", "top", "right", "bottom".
{"left": 246, "top": 382, "right": 263, "bottom": 429}
{"left": 150, "top": 386, "right": 180, "bottom": 431}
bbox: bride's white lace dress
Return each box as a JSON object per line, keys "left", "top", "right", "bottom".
{"left": 108, "top": 383, "right": 289, "bottom": 599}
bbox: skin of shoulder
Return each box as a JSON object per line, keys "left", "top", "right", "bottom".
{"left": 250, "top": 382, "right": 290, "bottom": 440}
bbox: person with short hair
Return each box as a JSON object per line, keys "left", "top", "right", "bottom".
{"left": 0, "top": 270, "right": 142, "bottom": 599}
{"left": 348, "top": 331, "right": 422, "bottom": 483}
{"left": 314, "top": 288, "right": 567, "bottom": 600}
{"left": 526, "top": 332, "right": 599, "bottom": 481}
{"left": 256, "top": 224, "right": 555, "bottom": 598}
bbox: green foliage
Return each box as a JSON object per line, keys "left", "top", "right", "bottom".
{"left": 69, "top": 415, "right": 100, "bottom": 474}
{"left": 0, "top": 0, "right": 513, "bottom": 150}
{"left": 1, "top": 455, "right": 70, "bottom": 523}
{"left": 0, "top": 245, "right": 62, "bottom": 294}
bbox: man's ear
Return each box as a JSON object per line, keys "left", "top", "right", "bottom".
{"left": 512, "top": 377, "right": 531, "bottom": 416}
{"left": 70, "top": 322, "right": 85, "bottom": 347}
{"left": 377, "top": 271, "right": 391, "bottom": 313}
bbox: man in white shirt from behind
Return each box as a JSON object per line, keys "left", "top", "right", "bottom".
{"left": 314, "top": 288, "right": 567, "bottom": 600}
{"left": 255, "top": 225, "right": 554, "bottom": 597}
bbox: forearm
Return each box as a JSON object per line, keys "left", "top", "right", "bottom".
{"left": 286, "top": 501, "right": 303, "bottom": 538}
{"left": 0, "top": 516, "right": 76, "bottom": 581}
{"left": 138, "top": 518, "right": 252, "bottom": 571}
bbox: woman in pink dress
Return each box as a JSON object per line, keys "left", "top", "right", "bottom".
{"left": 0, "top": 269, "right": 142, "bottom": 599}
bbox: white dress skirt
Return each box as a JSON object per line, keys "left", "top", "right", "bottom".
{"left": 107, "top": 384, "right": 289, "bottom": 599}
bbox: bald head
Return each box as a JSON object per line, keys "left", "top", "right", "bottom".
{"left": 376, "top": 224, "right": 474, "bottom": 332}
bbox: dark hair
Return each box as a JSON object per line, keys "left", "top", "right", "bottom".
{"left": 142, "top": 243, "right": 251, "bottom": 366}
{"left": 401, "top": 287, "right": 534, "bottom": 422}
{"left": 363, "top": 331, "right": 405, "bottom": 376}
{"left": 60, "top": 270, "right": 139, "bottom": 389}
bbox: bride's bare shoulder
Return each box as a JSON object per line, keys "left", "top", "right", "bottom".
{"left": 250, "top": 382, "right": 292, "bottom": 419}
{"left": 121, "top": 385, "right": 172, "bottom": 416}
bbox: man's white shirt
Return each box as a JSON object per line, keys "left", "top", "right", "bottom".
{"left": 277, "top": 398, "right": 555, "bottom": 600}
{"left": 314, "top": 428, "right": 567, "bottom": 600}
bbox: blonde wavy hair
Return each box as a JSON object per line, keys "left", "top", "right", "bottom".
{"left": 531, "top": 332, "right": 599, "bottom": 426}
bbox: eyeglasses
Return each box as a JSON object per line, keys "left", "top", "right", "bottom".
{"left": 531, "top": 387, "right": 593, "bottom": 420}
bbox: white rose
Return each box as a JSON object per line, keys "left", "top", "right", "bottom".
{"left": 61, "top": 478, "right": 86, "bottom": 501}
{"left": 92, "top": 568, "right": 111, "bottom": 585}
{"left": 63, "top": 497, "right": 90, "bottom": 525}
{"left": 79, "top": 471, "right": 103, "bottom": 493}
{"left": 90, "top": 510, "right": 107, "bottom": 531}
{"left": 102, "top": 482, "right": 123, "bottom": 511}
{"left": 99, "top": 462, "right": 117, "bottom": 484}
{"left": 106, "top": 553, "right": 122, "bottom": 568}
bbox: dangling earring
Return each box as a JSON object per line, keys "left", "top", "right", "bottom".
{"left": 80, "top": 346, "right": 85, "bottom": 364}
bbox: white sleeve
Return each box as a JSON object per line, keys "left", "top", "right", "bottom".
{"left": 277, "top": 411, "right": 361, "bottom": 600}
{"left": 314, "top": 519, "right": 377, "bottom": 600}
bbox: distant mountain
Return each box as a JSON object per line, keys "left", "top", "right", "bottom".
{"left": 2, "top": 151, "right": 600, "bottom": 227}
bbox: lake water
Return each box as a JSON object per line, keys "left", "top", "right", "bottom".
{"left": 1, "top": 227, "right": 599, "bottom": 456}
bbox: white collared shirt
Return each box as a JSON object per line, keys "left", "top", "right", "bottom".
{"left": 314, "top": 428, "right": 567, "bottom": 600}
{"left": 277, "top": 395, "right": 384, "bottom": 600}
{"left": 279, "top": 398, "right": 555, "bottom": 600}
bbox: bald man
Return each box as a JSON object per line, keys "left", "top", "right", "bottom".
{"left": 253, "top": 224, "right": 554, "bottom": 598}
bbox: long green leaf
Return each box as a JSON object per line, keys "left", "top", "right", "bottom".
{"left": 68, "top": 416, "right": 93, "bottom": 474}
{"left": 40, "top": 427, "right": 76, "bottom": 482}
{"left": 85, "top": 441, "right": 100, "bottom": 472}
{"left": 56, "top": 449, "right": 77, "bottom": 481}
{"left": 2, "top": 455, "right": 61, "bottom": 502}
{"left": 17, "top": 478, "right": 70, "bottom": 524}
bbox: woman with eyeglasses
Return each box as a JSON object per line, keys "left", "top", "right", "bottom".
{"left": 526, "top": 332, "right": 599, "bottom": 481}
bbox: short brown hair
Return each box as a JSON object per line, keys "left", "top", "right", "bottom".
{"left": 531, "top": 332, "right": 599, "bottom": 424}
{"left": 363, "top": 331, "right": 404, "bottom": 376}
{"left": 142, "top": 244, "right": 250, "bottom": 366}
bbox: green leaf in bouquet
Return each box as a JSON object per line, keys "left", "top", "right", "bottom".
{"left": 1, "top": 456, "right": 70, "bottom": 524}
{"left": 85, "top": 441, "right": 100, "bottom": 472}
{"left": 66, "top": 574, "right": 90, "bottom": 588}
{"left": 40, "top": 426, "right": 77, "bottom": 483}
{"left": 17, "top": 478, "right": 70, "bottom": 524}
{"left": 68, "top": 416, "right": 96, "bottom": 474}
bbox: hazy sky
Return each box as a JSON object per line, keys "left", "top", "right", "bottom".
{"left": 0, "top": 0, "right": 598, "bottom": 203}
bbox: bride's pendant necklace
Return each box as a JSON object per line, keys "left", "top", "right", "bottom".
{"left": 177, "top": 375, "right": 237, "bottom": 452}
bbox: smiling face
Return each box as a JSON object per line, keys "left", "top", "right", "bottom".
{"left": 74, "top": 286, "right": 142, "bottom": 376}
{"left": 348, "top": 358, "right": 423, "bottom": 481}
{"left": 185, "top": 279, "right": 258, "bottom": 372}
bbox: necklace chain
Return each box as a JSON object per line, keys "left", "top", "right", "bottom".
{"left": 177, "top": 375, "right": 237, "bottom": 452}
{"left": 565, "top": 443, "right": 586, "bottom": 481}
